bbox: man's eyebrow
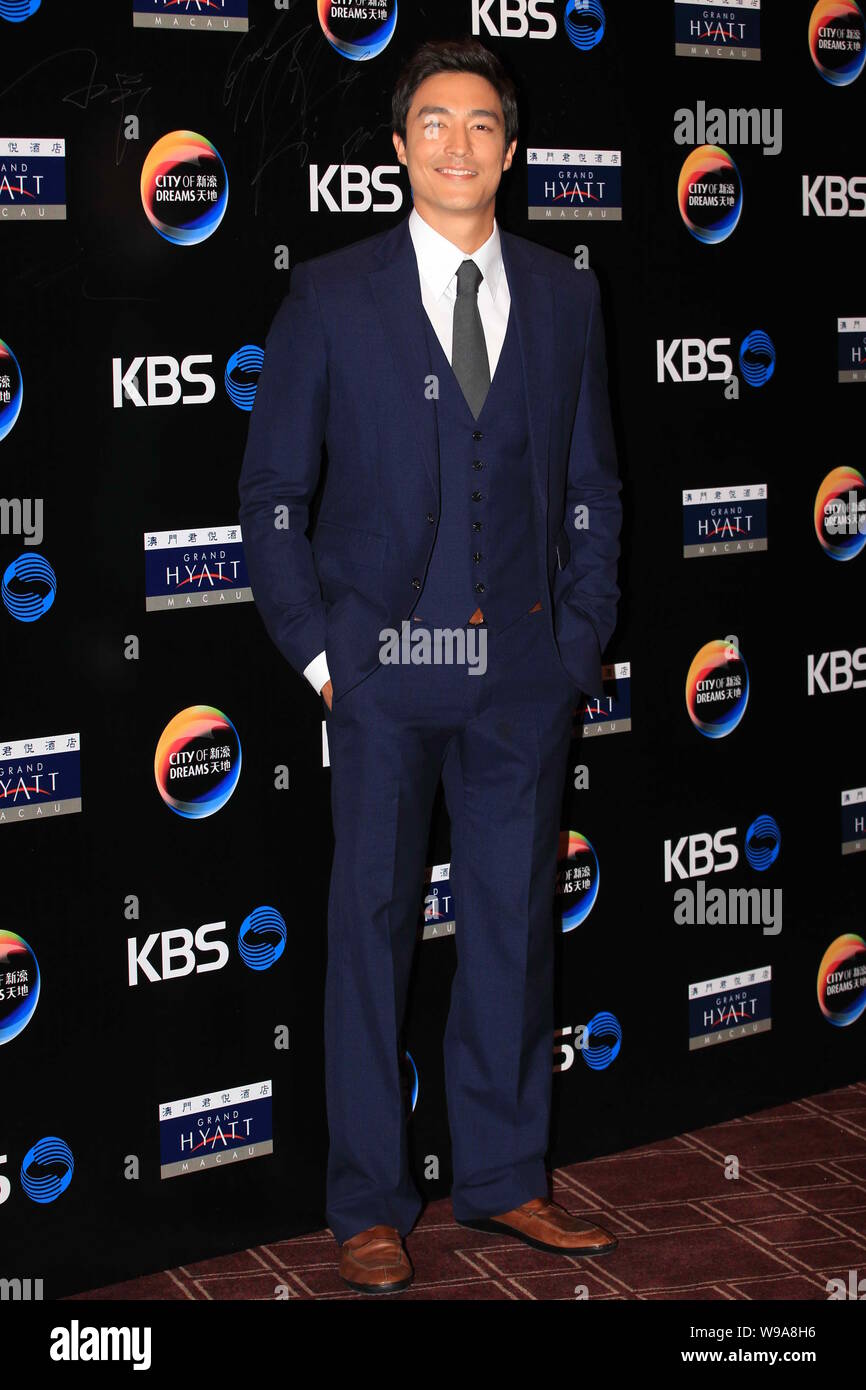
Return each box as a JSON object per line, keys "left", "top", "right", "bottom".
{"left": 414, "top": 104, "right": 502, "bottom": 123}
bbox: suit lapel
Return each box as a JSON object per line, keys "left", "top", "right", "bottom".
{"left": 367, "top": 213, "right": 554, "bottom": 508}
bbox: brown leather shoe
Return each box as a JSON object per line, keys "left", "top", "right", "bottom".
{"left": 457, "top": 1196, "right": 618, "bottom": 1256}
{"left": 338, "top": 1224, "right": 414, "bottom": 1294}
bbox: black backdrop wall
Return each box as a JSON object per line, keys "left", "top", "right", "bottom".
{"left": 1, "top": 0, "right": 864, "bottom": 1299}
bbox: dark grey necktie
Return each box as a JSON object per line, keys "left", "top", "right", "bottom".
{"left": 451, "top": 258, "right": 491, "bottom": 419}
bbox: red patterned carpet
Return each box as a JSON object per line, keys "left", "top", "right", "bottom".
{"left": 68, "top": 1082, "right": 866, "bottom": 1301}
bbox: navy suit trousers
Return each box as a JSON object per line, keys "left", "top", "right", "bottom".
{"left": 322, "top": 604, "right": 579, "bottom": 1243}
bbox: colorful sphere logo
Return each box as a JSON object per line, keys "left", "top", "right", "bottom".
{"left": 739, "top": 330, "right": 775, "bottom": 387}
{"left": 141, "top": 131, "right": 228, "bottom": 246}
{"left": 154, "top": 704, "right": 241, "bottom": 818}
{"left": 21, "top": 1136, "right": 74, "bottom": 1203}
{"left": 565, "top": 0, "right": 606, "bottom": 50}
{"left": 317, "top": 0, "right": 397, "bottom": 60}
{"left": 556, "top": 829, "right": 599, "bottom": 931}
{"left": 817, "top": 933, "right": 866, "bottom": 1026}
{"left": 0, "top": 1, "right": 42, "bottom": 20}
{"left": 0, "top": 929, "right": 40, "bottom": 1045}
{"left": 225, "top": 345, "right": 264, "bottom": 411}
{"left": 815, "top": 465, "right": 866, "bottom": 559}
{"left": 238, "top": 906, "right": 286, "bottom": 970}
{"left": 678, "top": 145, "right": 742, "bottom": 244}
{"left": 744, "top": 815, "right": 780, "bottom": 871}
{"left": 0, "top": 338, "right": 23, "bottom": 442}
{"left": 809, "top": 0, "right": 865, "bottom": 85}
{"left": 1, "top": 553, "right": 56, "bottom": 622}
{"left": 686, "top": 638, "right": 749, "bottom": 738}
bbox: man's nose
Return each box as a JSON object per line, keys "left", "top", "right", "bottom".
{"left": 445, "top": 125, "right": 471, "bottom": 156}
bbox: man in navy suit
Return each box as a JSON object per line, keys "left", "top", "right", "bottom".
{"left": 238, "top": 36, "right": 622, "bottom": 1294}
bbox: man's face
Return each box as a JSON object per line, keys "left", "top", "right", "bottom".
{"left": 392, "top": 70, "right": 516, "bottom": 223}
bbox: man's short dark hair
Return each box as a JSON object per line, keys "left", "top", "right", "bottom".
{"left": 392, "top": 36, "right": 519, "bottom": 150}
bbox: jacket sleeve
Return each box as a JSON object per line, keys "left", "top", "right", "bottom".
{"left": 556, "top": 268, "right": 623, "bottom": 667}
{"left": 237, "top": 261, "right": 329, "bottom": 677}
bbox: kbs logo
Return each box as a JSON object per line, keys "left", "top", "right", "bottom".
{"left": 128, "top": 922, "right": 229, "bottom": 985}
{"left": 471, "top": 0, "right": 557, "bottom": 39}
{"left": 554, "top": 1012, "right": 622, "bottom": 1071}
{"left": 807, "top": 647, "right": 866, "bottom": 694}
{"left": 657, "top": 332, "right": 775, "bottom": 386}
{"left": 802, "top": 175, "right": 866, "bottom": 216}
{"left": 664, "top": 827, "right": 738, "bottom": 882}
{"left": 657, "top": 337, "right": 734, "bottom": 382}
{"left": 112, "top": 355, "right": 215, "bottom": 407}
{"left": 309, "top": 165, "right": 401, "bottom": 213}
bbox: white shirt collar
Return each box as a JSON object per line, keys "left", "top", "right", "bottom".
{"left": 408, "top": 205, "right": 504, "bottom": 302}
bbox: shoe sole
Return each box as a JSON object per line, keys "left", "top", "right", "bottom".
{"left": 456, "top": 1217, "right": 618, "bottom": 1256}
{"left": 340, "top": 1273, "right": 414, "bottom": 1295}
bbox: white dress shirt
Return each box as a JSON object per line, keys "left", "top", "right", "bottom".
{"left": 303, "top": 206, "right": 511, "bottom": 696}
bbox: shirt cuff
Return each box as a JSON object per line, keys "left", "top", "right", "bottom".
{"left": 303, "top": 649, "right": 331, "bottom": 696}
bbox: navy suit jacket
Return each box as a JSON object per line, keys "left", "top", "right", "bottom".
{"left": 238, "top": 212, "right": 622, "bottom": 703}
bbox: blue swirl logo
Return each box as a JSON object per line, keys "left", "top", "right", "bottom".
{"left": 2, "top": 553, "right": 56, "bottom": 622}
{"left": 225, "top": 345, "right": 264, "bottom": 411}
{"left": 739, "top": 330, "right": 775, "bottom": 387}
{"left": 745, "top": 815, "right": 780, "bottom": 871}
{"left": 565, "top": 0, "right": 605, "bottom": 49}
{"left": 0, "top": 0, "right": 41, "bottom": 20}
{"left": 21, "top": 1136, "right": 74, "bottom": 1203}
{"left": 402, "top": 1049, "right": 419, "bottom": 1112}
{"left": 582, "top": 1011, "right": 621, "bottom": 1070}
{"left": 238, "top": 906, "right": 286, "bottom": 970}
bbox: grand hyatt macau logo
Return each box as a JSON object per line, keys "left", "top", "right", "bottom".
{"left": 0, "top": 338, "right": 23, "bottom": 441}
{"left": 683, "top": 483, "right": 768, "bottom": 558}
{"left": 556, "top": 829, "right": 600, "bottom": 931}
{"left": 817, "top": 934, "right": 866, "bottom": 1026}
{"left": 527, "top": 147, "right": 622, "bottom": 221}
{"left": 144, "top": 525, "right": 252, "bottom": 611}
{"left": 0, "top": 928, "right": 39, "bottom": 1045}
{"left": 674, "top": 0, "right": 762, "bottom": 62}
{"left": 154, "top": 705, "right": 241, "bottom": 818}
{"left": 0, "top": 138, "right": 66, "bottom": 220}
{"left": 317, "top": 0, "right": 397, "bottom": 59}
{"left": 159, "top": 1081, "right": 272, "bottom": 1180}
{"left": 657, "top": 331, "right": 775, "bottom": 386}
{"left": 815, "top": 466, "right": 866, "bottom": 560}
{"left": 809, "top": 0, "right": 865, "bottom": 85}
{"left": 133, "top": 0, "right": 249, "bottom": 31}
{"left": 141, "top": 131, "right": 228, "bottom": 245}
{"left": 686, "top": 637, "right": 749, "bottom": 737}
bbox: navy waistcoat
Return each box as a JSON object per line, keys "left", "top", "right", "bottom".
{"left": 416, "top": 301, "right": 541, "bottom": 633}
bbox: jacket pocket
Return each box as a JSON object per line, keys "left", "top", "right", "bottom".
{"left": 313, "top": 518, "right": 387, "bottom": 571}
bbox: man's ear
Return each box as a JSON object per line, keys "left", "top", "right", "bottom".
{"left": 502, "top": 138, "right": 517, "bottom": 173}
{"left": 393, "top": 131, "right": 407, "bottom": 166}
